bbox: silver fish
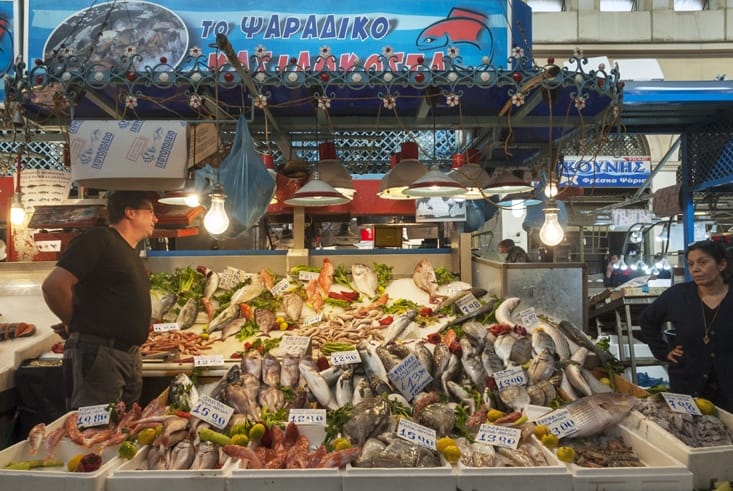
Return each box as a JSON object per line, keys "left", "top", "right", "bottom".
{"left": 558, "top": 319, "right": 611, "bottom": 364}
{"left": 168, "top": 440, "right": 196, "bottom": 470}
{"left": 462, "top": 321, "right": 488, "bottom": 350}
{"left": 262, "top": 353, "right": 281, "bottom": 387}
{"left": 531, "top": 329, "right": 556, "bottom": 356}
{"left": 432, "top": 343, "right": 451, "bottom": 384}
{"left": 151, "top": 291, "right": 177, "bottom": 323}
{"left": 528, "top": 348, "right": 556, "bottom": 384}
{"left": 255, "top": 308, "right": 276, "bottom": 335}
{"left": 460, "top": 338, "right": 488, "bottom": 390}
{"left": 481, "top": 340, "right": 505, "bottom": 376}
{"left": 414, "top": 342, "right": 435, "bottom": 376}
{"left": 440, "top": 353, "right": 461, "bottom": 395}
{"left": 202, "top": 269, "right": 219, "bottom": 300}
{"left": 494, "top": 334, "right": 516, "bottom": 367}
{"left": 412, "top": 259, "right": 445, "bottom": 304}
{"left": 559, "top": 370, "right": 579, "bottom": 401}
{"left": 528, "top": 380, "right": 557, "bottom": 406}
{"left": 381, "top": 310, "right": 417, "bottom": 345}
{"left": 242, "top": 350, "right": 262, "bottom": 379}
{"left": 562, "top": 392, "right": 637, "bottom": 438}
{"left": 351, "top": 375, "right": 373, "bottom": 405}
{"left": 495, "top": 297, "right": 520, "bottom": 325}
{"left": 238, "top": 372, "right": 261, "bottom": 402}
{"left": 258, "top": 386, "right": 285, "bottom": 412}
{"left": 224, "top": 384, "right": 260, "bottom": 420}
{"left": 299, "top": 359, "right": 338, "bottom": 410}
{"left": 581, "top": 367, "right": 613, "bottom": 394}
{"left": 282, "top": 292, "right": 304, "bottom": 321}
{"left": 352, "top": 263, "right": 378, "bottom": 298}
{"left": 376, "top": 346, "right": 402, "bottom": 372}
{"left": 336, "top": 368, "right": 354, "bottom": 407}
{"left": 221, "top": 317, "right": 246, "bottom": 340}
{"left": 358, "top": 342, "right": 390, "bottom": 386}
{"left": 230, "top": 277, "right": 265, "bottom": 305}
{"left": 208, "top": 303, "right": 239, "bottom": 333}
{"left": 499, "top": 385, "right": 530, "bottom": 411}
{"left": 319, "top": 365, "right": 343, "bottom": 386}
{"left": 566, "top": 347, "right": 592, "bottom": 396}
{"left": 280, "top": 353, "right": 301, "bottom": 389}
{"left": 509, "top": 336, "right": 532, "bottom": 365}
{"left": 536, "top": 323, "right": 571, "bottom": 360}
{"left": 169, "top": 374, "right": 199, "bottom": 412}
{"left": 387, "top": 392, "right": 411, "bottom": 407}
{"left": 447, "top": 380, "right": 476, "bottom": 414}
{"left": 190, "top": 441, "right": 219, "bottom": 470}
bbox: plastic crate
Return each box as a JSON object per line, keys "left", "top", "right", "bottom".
{"left": 344, "top": 462, "right": 455, "bottom": 491}
{"left": 622, "top": 408, "right": 733, "bottom": 489}
{"left": 228, "top": 466, "right": 342, "bottom": 491}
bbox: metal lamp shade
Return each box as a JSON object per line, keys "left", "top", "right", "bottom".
{"left": 450, "top": 163, "right": 492, "bottom": 200}
{"left": 483, "top": 168, "right": 534, "bottom": 194}
{"left": 403, "top": 167, "right": 467, "bottom": 198}
{"left": 317, "top": 159, "right": 355, "bottom": 198}
{"left": 377, "top": 158, "right": 427, "bottom": 200}
{"left": 284, "top": 171, "right": 351, "bottom": 206}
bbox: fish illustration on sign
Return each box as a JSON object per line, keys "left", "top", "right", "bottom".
{"left": 416, "top": 7, "right": 493, "bottom": 57}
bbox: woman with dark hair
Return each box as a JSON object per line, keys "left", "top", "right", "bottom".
{"left": 640, "top": 240, "right": 733, "bottom": 411}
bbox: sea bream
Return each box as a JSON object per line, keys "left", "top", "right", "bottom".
{"left": 352, "top": 263, "right": 378, "bottom": 298}
{"left": 174, "top": 297, "right": 199, "bottom": 330}
{"left": 412, "top": 259, "right": 445, "bottom": 304}
{"left": 381, "top": 310, "right": 417, "bottom": 345}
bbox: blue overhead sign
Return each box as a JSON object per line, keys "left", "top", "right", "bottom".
{"left": 560, "top": 155, "right": 651, "bottom": 188}
{"left": 25, "top": 0, "right": 531, "bottom": 72}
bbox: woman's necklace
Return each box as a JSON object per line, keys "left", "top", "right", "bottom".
{"left": 701, "top": 302, "right": 721, "bottom": 344}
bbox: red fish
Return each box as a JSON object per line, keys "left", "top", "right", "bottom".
{"left": 417, "top": 8, "right": 492, "bottom": 50}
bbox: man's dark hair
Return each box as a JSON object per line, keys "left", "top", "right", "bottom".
{"left": 107, "top": 191, "right": 153, "bottom": 224}
{"left": 499, "top": 238, "right": 515, "bottom": 249}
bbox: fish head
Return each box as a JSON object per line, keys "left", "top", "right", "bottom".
{"left": 594, "top": 392, "right": 637, "bottom": 414}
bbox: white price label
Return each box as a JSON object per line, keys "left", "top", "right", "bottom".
{"left": 518, "top": 308, "right": 539, "bottom": 328}
{"left": 396, "top": 418, "right": 436, "bottom": 450}
{"left": 446, "top": 286, "right": 464, "bottom": 296}
{"left": 76, "top": 404, "right": 111, "bottom": 428}
{"left": 36, "top": 240, "right": 62, "bottom": 252}
{"left": 218, "top": 267, "right": 248, "bottom": 290}
{"left": 456, "top": 293, "right": 482, "bottom": 315}
{"left": 662, "top": 392, "right": 703, "bottom": 415}
{"left": 534, "top": 408, "right": 578, "bottom": 439}
{"left": 298, "top": 271, "right": 320, "bottom": 282}
{"left": 270, "top": 278, "right": 292, "bottom": 296}
{"left": 388, "top": 353, "right": 433, "bottom": 401}
{"left": 475, "top": 424, "right": 521, "bottom": 449}
{"left": 303, "top": 313, "right": 323, "bottom": 326}
{"left": 280, "top": 335, "right": 311, "bottom": 356}
{"left": 152, "top": 322, "right": 180, "bottom": 333}
{"left": 288, "top": 409, "right": 327, "bottom": 426}
{"left": 495, "top": 366, "right": 528, "bottom": 390}
{"left": 190, "top": 395, "right": 234, "bottom": 429}
{"left": 193, "top": 354, "right": 225, "bottom": 367}
{"left": 330, "top": 350, "right": 361, "bottom": 366}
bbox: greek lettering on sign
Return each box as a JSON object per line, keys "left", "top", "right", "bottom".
{"left": 388, "top": 353, "right": 433, "bottom": 401}
{"left": 194, "top": 354, "right": 225, "bottom": 367}
{"left": 218, "top": 267, "right": 248, "bottom": 290}
{"left": 303, "top": 313, "right": 323, "bottom": 326}
{"left": 153, "top": 322, "right": 180, "bottom": 332}
{"left": 495, "top": 366, "right": 528, "bottom": 390}
{"left": 270, "top": 278, "right": 292, "bottom": 296}
{"left": 661, "top": 392, "right": 702, "bottom": 416}
{"left": 280, "top": 335, "right": 311, "bottom": 356}
{"left": 190, "top": 395, "right": 234, "bottom": 429}
{"left": 396, "top": 418, "right": 436, "bottom": 450}
{"left": 456, "top": 293, "right": 482, "bottom": 315}
{"left": 330, "top": 350, "right": 361, "bottom": 366}
{"left": 518, "top": 308, "right": 538, "bottom": 328}
{"left": 76, "top": 404, "right": 111, "bottom": 428}
{"left": 288, "top": 409, "right": 326, "bottom": 426}
{"left": 475, "top": 424, "right": 521, "bottom": 449}
{"left": 534, "top": 408, "right": 577, "bottom": 438}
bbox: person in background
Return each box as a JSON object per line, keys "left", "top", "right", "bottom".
{"left": 42, "top": 191, "right": 157, "bottom": 409}
{"left": 640, "top": 240, "right": 733, "bottom": 412}
{"left": 498, "top": 238, "right": 530, "bottom": 262}
{"left": 604, "top": 253, "right": 630, "bottom": 287}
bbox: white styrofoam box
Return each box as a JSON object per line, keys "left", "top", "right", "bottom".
{"left": 228, "top": 466, "right": 342, "bottom": 491}
{"left": 106, "top": 445, "right": 232, "bottom": 491}
{"left": 457, "top": 440, "right": 572, "bottom": 491}
{"left": 622, "top": 408, "right": 733, "bottom": 489}
{"left": 564, "top": 424, "right": 692, "bottom": 491}
{"left": 344, "top": 462, "right": 455, "bottom": 491}
{"left": 0, "top": 412, "right": 121, "bottom": 491}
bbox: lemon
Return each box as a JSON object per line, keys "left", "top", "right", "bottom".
{"left": 230, "top": 434, "right": 249, "bottom": 446}
{"left": 332, "top": 437, "right": 352, "bottom": 451}
{"left": 118, "top": 441, "right": 138, "bottom": 459}
{"left": 136, "top": 428, "right": 157, "bottom": 446}
{"left": 67, "top": 453, "right": 85, "bottom": 472}
{"left": 436, "top": 436, "right": 457, "bottom": 454}
{"left": 511, "top": 414, "right": 528, "bottom": 426}
{"left": 556, "top": 446, "right": 576, "bottom": 463}
{"left": 249, "top": 423, "right": 266, "bottom": 441}
{"left": 275, "top": 317, "right": 285, "bottom": 324}
{"left": 279, "top": 322, "right": 289, "bottom": 331}
{"left": 441, "top": 444, "right": 461, "bottom": 464}
{"left": 541, "top": 433, "right": 559, "bottom": 448}
{"left": 533, "top": 424, "right": 551, "bottom": 439}
{"left": 599, "top": 377, "right": 612, "bottom": 386}
{"left": 695, "top": 398, "right": 717, "bottom": 416}
{"left": 200, "top": 332, "right": 210, "bottom": 340}
{"left": 486, "top": 409, "right": 505, "bottom": 423}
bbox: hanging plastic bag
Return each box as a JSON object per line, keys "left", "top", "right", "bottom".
{"left": 194, "top": 116, "right": 275, "bottom": 238}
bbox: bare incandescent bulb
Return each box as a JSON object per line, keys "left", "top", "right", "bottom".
{"left": 203, "top": 186, "right": 229, "bottom": 235}
{"left": 539, "top": 205, "right": 563, "bottom": 246}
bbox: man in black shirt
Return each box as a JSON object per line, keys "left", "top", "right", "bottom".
{"left": 498, "top": 238, "right": 530, "bottom": 263}
{"left": 42, "top": 191, "right": 157, "bottom": 408}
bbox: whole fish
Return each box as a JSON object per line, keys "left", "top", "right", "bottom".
{"left": 221, "top": 317, "right": 247, "bottom": 340}
{"left": 352, "top": 263, "right": 378, "bottom": 298}
{"left": 432, "top": 343, "right": 451, "bottom": 391}
{"left": 242, "top": 350, "right": 263, "bottom": 380}
{"left": 480, "top": 340, "right": 505, "bottom": 375}
{"left": 494, "top": 334, "right": 516, "bottom": 367}
{"left": 280, "top": 353, "right": 301, "bottom": 389}
{"left": 559, "top": 371, "right": 579, "bottom": 401}
{"left": 561, "top": 392, "right": 637, "bottom": 438}
{"left": 258, "top": 386, "right": 285, "bottom": 412}
{"left": 299, "top": 359, "right": 338, "bottom": 410}
{"left": 460, "top": 337, "right": 488, "bottom": 390}
{"left": 151, "top": 291, "right": 177, "bottom": 323}
{"left": 282, "top": 292, "right": 304, "bottom": 321}
{"left": 146, "top": 445, "right": 168, "bottom": 470}
{"left": 495, "top": 297, "right": 520, "bottom": 325}
{"left": 168, "top": 440, "right": 196, "bottom": 470}
{"left": 581, "top": 367, "right": 613, "bottom": 394}
{"left": 352, "top": 375, "right": 373, "bottom": 405}
{"left": 158, "top": 416, "right": 189, "bottom": 448}
{"left": 231, "top": 277, "right": 265, "bottom": 305}
{"left": 536, "top": 323, "right": 571, "bottom": 360}
{"left": 209, "top": 365, "right": 240, "bottom": 401}
{"left": 528, "top": 348, "right": 556, "bottom": 384}
{"left": 531, "top": 329, "right": 556, "bottom": 356}
{"left": 169, "top": 373, "right": 199, "bottom": 412}
{"left": 224, "top": 384, "right": 260, "bottom": 421}
{"left": 462, "top": 321, "right": 488, "bottom": 350}
{"left": 447, "top": 380, "right": 476, "bottom": 414}
{"left": 319, "top": 365, "right": 343, "bottom": 386}
{"left": 440, "top": 353, "right": 461, "bottom": 395}
{"left": 262, "top": 353, "right": 281, "bottom": 387}
{"left": 416, "top": 402, "right": 456, "bottom": 438}
{"left": 255, "top": 308, "right": 276, "bottom": 335}
{"left": 208, "top": 303, "right": 239, "bottom": 333}
{"left": 558, "top": 319, "right": 611, "bottom": 364}
{"left": 509, "top": 336, "right": 532, "bottom": 365}
{"left": 342, "top": 396, "right": 390, "bottom": 446}
{"left": 201, "top": 268, "right": 220, "bottom": 300}
{"left": 566, "top": 347, "right": 592, "bottom": 396}
{"left": 381, "top": 310, "right": 417, "bottom": 345}
{"left": 190, "top": 441, "right": 219, "bottom": 470}
{"left": 414, "top": 341, "right": 435, "bottom": 376}
{"left": 412, "top": 259, "right": 445, "bottom": 304}
{"left": 335, "top": 368, "right": 354, "bottom": 407}
{"left": 358, "top": 342, "right": 390, "bottom": 386}
{"left": 498, "top": 385, "right": 530, "bottom": 411}
{"left": 376, "top": 346, "right": 402, "bottom": 372}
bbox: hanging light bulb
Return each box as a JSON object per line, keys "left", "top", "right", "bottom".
{"left": 203, "top": 184, "right": 229, "bottom": 235}
{"left": 510, "top": 199, "right": 526, "bottom": 218}
{"left": 544, "top": 181, "right": 559, "bottom": 198}
{"left": 539, "top": 203, "right": 564, "bottom": 246}
{"left": 10, "top": 194, "right": 26, "bottom": 226}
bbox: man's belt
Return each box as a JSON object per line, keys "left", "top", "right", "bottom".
{"left": 68, "top": 332, "right": 140, "bottom": 354}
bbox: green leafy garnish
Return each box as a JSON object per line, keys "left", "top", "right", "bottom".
{"left": 324, "top": 297, "right": 351, "bottom": 309}
{"left": 373, "top": 262, "right": 393, "bottom": 290}
{"left": 235, "top": 319, "right": 259, "bottom": 341}
{"left": 150, "top": 266, "right": 204, "bottom": 303}
{"left": 289, "top": 265, "right": 320, "bottom": 275}
{"left": 333, "top": 263, "right": 352, "bottom": 287}
{"left": 384, "top": 298, "right": 421, "bottom": 315}
{"left": 434, "top": 267, "right": 455, "bottom": 286}
{"left": 324, "top": 404, "right": 353, "bottom": 445}
{"left": 453, "top": 403, "right": 472, "bottom": 442}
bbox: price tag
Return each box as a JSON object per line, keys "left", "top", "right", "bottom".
{"left": 76, "top": 404, "right": 111, "bottom": 428}
{"left": 270, "top": 278, "right": 292, "bottom": 297}
{"left": 495, "top": 366, "right": 528, "bottom": 390}
{"left": 330, "top": 349, "right": 361, "bottom": 366}
{"left": 475, "top": 424, "right": 521, "bottom": 449}
{"left": 303, "top": 313, "right": 323, "bottom": 326}
{"left": 218, "top": 267, "right": 248, "bottom": 290}
{"left": 456, "top": 293, "right": 482, "bottom": 315}
{"left": 662, "top": 392, "right": 703, "bottom": 415}
{"left": 298, "top": 271, "right": 320, "bottom": 282}
{"left": 190, "top": 395, "right": 234, "bottom": 429}
{"left": 193, "top": 354, "right": 225, "bottom": 367}
{"left": 396, "top": 418, "right": 436, "bottom": 450}
{"left": 388, "top": 353, "right": 433, "bottom": 401}
{"left": 534, "top": 408, "right": 578, "bottom": 439}
{"left": 446, "top": 286, "right": 465, "bottom": 296}
{"left": 280, "top": 335, "right": 311, "bottom": 356}
{"left": 152, "top": 322, "right": 180, "bottom": 333}
{"left": 518, "top": 308, "right": 539, "bottom": 328}
{"left": 288, "top": 408, "right": 327, "bottom": 425}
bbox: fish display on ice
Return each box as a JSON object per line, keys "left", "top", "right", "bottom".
{"left": 352, "top": 263, "right": 378, "bottom": 298}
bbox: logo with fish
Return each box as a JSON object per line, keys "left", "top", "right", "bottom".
{"left": 416, "top": 8, "right": 493, "bottom": 62}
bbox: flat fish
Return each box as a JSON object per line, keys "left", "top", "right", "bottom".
{"left": 262, "top": 353, "right": 281, "bottom": 387}
{"left": 255, "top": 308, "right": 276, "bottom": 335}
{"left": 282, "top": 292, "right": 304, "bottom": 321}
{"left": 352, "top": 263, "right": 378, "bottom": 298}
{"left": 412, "top": 259, "right": 445, "bottom": 304}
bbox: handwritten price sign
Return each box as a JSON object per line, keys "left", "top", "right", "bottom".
{"left": 456, "top": 293, "right": 482, "bottom": 315}
{"left": 396, "top": 418, "right": 436, "bottom": 450}
{"left": 662, "top": 392, "right": 703, "bottom": 415}
{"left": 218, "top": 267, "right": 248, "bottom": 290}
{"left": 330, "top": 350, "right": 361, "bottom": 366}
{"left": 288, "top": 409, "right": 327, "bottom": 426}
{"left": 518, "top": 308, "right": 538, "bottom": 328}
{"left": 534, "top": 408, "right": 578, "bottom": 438}
{"left": 388, "top": 353, "right": 433, "bottom": 401}
{"left": 270, "top": 278, "right": 292, "bottom": 297}
{"left": 280, "top": 335, "right": 311, "bottom": 356}
{"left": 194, "top": 354, "right": 225, "bottom": 368}
{"left": 190, "top": 395, "right": 234, "bottom": 429}
{"left": 77, "top": 404, "right": 111, "bottom": 428}
{"left": 475, "top": 424, "right": 521, "bottom": 449}
{"left": 495, "top": 366, "right": 528, "bottom": 390}
{"left": 152, "top": 322, "right": 180, "bottom": 333}
{"left": 298, "top": 271, "right": 319, "bottom": 282}
{"left": 303, "top": 313, "right": 323, "bottom": 326}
